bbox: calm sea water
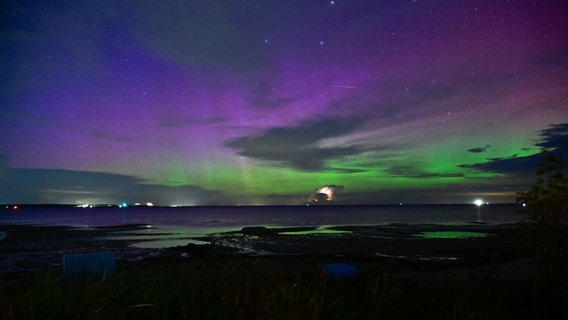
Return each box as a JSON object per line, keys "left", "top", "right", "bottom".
{"left": 1, "top": 204, "right": 520, "bottom": 234}
{"left": 0, "top": 204, "right": 522, "bottom": 248}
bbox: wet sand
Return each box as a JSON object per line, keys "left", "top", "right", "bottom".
{"left": 0, "top": 222, "right": 533, "bottom": 286}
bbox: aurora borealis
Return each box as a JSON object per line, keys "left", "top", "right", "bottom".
{"left": 1, "top": 1, "right": 567, "bottom": 205}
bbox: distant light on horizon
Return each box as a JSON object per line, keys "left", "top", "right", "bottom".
{"left": 474, "top": 199, "right": 484, "bottom": 207}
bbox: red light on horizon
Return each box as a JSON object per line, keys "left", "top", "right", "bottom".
{"left": 12, "top": 205, "right": 19, "bottom": 210}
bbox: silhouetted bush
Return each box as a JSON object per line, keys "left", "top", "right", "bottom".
{"left": 516, "top": 151, "right": 568, "bottom": 288}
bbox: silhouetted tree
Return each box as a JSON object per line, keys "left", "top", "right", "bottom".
{"left": 516, "top": 151, "right": 568, "bottom": 226}
{"left": 516, "top": 151, "right": 568, "bottom": 284}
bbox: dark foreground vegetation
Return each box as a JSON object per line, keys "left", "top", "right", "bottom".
{"left": 1, "top": 255, "right": 567, "bottom": 320}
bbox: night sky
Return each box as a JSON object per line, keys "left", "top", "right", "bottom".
{"left": 1, "top": 1, "right": 567, "bottom": 205}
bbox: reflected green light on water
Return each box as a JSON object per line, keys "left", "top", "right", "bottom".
{"left": 414, "top": 231, "right": 493, "bottom": 239}
{"left": 104, "top": 225, "right": 239, "bottom": 249}
{"left": 133, "top": 238, "right": 210, "bottom": 249}
{"left": 278, "top": 225, "right": 352, "bottom": 235}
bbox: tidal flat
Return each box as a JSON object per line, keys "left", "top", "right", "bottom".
{"left": 2, "top": 223, "right": 566, "bottom": 319}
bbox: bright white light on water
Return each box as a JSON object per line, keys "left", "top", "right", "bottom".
{"left": 474, "top": 199, "right": 484, "bottom": 207}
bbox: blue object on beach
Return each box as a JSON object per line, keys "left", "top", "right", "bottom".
{"left": 63, "top": 252, "right": 115, "bottom": 284}
{"left": 323, "top": 263, "right": 359, "bottom": 279}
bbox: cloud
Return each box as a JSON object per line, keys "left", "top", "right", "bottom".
{"left": 326, "top": 167, "right": 369, "bottom": 174}
{"left": 460, "top": 154, "right": 542, "bottom": 175}
{"left": 460, "top": 123, "right": 568, "bottom": 175}
{"left": 307, "top": 185, "right": 345, "bottom": 203}
{"left": 226, "top": 117, "right": 366, "bottom": 171}
{"left": 0, "top": 163, "right": 230, "bottom": 205}
{"left": 535, "top": 123, "right": 568, "bottom": 151}
{"left": 386, "top": 164, "right": 465, "bottom": 179}
{"left": 467, "top": 145, "right": 491, "bottom": 153}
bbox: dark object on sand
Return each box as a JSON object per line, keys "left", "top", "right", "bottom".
{"left": 63, "top": 252, "right": 115, "bottom": 285}
{"left": 323, "top": 263, "right": 359, "bottom": 279}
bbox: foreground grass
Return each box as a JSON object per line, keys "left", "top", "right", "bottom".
{"left": 1, "top": 257, "right": 567, "bottom": 319}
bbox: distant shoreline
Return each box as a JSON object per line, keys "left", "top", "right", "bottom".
{"left": 2, "top": 203, "right": 519, "bottom": 208}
